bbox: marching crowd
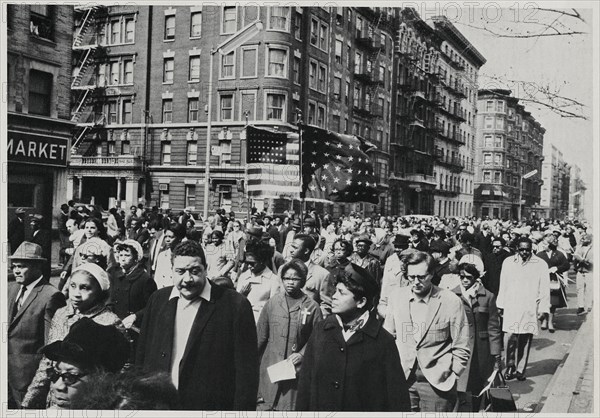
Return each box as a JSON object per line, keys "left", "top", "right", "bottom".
{"left": 7, "top": 202, "right": 594, "bottom": 412}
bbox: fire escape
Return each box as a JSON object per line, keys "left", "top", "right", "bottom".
{"left": 71, "top": 5, "right": 107, "bottom": 154}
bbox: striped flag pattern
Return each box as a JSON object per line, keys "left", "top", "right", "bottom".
{"left": 246, "top": 126, "right": 300, "bottom": 199}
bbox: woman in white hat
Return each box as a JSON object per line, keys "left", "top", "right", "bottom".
{"left": 22, "top": 263, "right": 123, "bottom": 409}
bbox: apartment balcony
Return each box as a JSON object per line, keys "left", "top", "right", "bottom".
{"left": 434, "top": 186, "right": 459, "bottom": 197}
{"left": 355, "top": 34, "right": 380, "bottom": 53}
{"left": 435, "top": 154, "right": 464, "bottom": 173}
{"left": 352, "top": 102, "right": 382, "bottom": 118}
{"left": 354, "top": 69, "right": 378, "bottom": 85}
{"left": 437, "top": 130, "right": 464, "bottom": 146}
{"left": 70, "top": 154, "right": 144, "bottom": 170}
{"left": 445, "top": 82, "right": 467, "bottom": 99}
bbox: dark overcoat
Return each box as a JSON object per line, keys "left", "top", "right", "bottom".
{"left": 136, "top": 283, "right": 259, "bottom": 410}
{"left": 451, "top": 284, "right": 502, "bottom": 393}
{"left": 296, "top": 312, "right": 411, "bottom": 412}
{"left": 107, "top": 263, "right": 157, "bottom": 326}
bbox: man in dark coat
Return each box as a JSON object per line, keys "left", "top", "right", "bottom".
{"left": 8, "top": 207, "right": 27, "bottom": 254}
{"left": 482, "top": 237, "right": 510, "bottom": 295}
{"left": 29, "top": 214, "right": 52, "bottom": 278}
{"left": 7, "top": 242, "right": 66, "bottom": 408}
{"left": 297, "top": 264, "right": 410, "bottom": 411}
{"left": 136, "top": 240, "right": 258, "bottom": 410}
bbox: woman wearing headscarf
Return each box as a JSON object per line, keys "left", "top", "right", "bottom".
{"left": 451, "top": 262, "right": 502, "bottom": 412}
{"left": 22, "top": 263, "right": 123, "bottom": 408}
{"left": 256, "top": 259, "right": 322, "bottom": 411}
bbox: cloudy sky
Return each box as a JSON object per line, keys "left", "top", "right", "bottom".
{"left": 422, "top": 3, "right": 595, "bottom": 213}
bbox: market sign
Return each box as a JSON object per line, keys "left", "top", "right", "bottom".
{"left": 7, "top": 130, "right": 69, "bottom": 167}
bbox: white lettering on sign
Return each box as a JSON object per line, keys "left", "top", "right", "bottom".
{"left": 7, "top": 137, "right": 68, "bottom": 164}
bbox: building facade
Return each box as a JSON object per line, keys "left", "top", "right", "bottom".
{"left": 541, "top": 144, "right": 571, "bottom": 219}
{"left": 430, "top": 16, "right": 485, "bottom": 218}
{"left": 474, "top": 89, "right": 545, "bottom": 220}
{"left": 569, "top": 164, "right": 586, "bottom": 220}
{"left": 68, "top": 6, "right": 398, "bottom": 217}
{"left": 6, "top": 5, "right": 74, "bottom": 250}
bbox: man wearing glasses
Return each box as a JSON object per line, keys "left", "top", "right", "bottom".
{"left": 136, "top": 240, "right": 259, "bottom": 410}
{"left": 383, "top": 251, "right": 470, "bottom": 412}
{"left": 496, "top": 236, "right": 550, "bottom": 381}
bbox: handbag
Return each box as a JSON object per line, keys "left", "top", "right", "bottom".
{"left": 479, "top": 369, "right": 517, "bottom": 412}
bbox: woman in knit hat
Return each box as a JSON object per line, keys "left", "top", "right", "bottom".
{"left": 22, "top": 263, "right": 123, "bottom": 409}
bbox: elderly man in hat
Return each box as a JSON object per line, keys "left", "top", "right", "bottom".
{"left": 8, "top": 207, "right": 27, "bottom": 254}
{"left": 7, "top": 242, "right": 67, "bottom": 408}
{"left": 349, "top": 235, "right": 382, "bottom": 286}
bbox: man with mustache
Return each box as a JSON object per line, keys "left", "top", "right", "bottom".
{"left": 136, "top": 240, "right": 258, "bottom": 410}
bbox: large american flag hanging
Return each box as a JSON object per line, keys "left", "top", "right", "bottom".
{"left": 301, "top": 125, "right": 380, "bottom": 204}
{"left": 246, "top": 125, "right": 300, "bottom": 199}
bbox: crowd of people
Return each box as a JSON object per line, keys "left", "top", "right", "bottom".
{"left": 7, "top": 202, "right": 594, "bottom": 412}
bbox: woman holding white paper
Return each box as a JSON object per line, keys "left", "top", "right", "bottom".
{"left": 256, "top": 259, "right": 322, "bottom": 411}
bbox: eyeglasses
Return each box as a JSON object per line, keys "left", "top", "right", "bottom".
{"left": 518, "top": 247, "right": 532, "bottom": 252}
{"left": 244, "top": 260, "right": 258, "bottom": 266}
{"left": 406, "top": 274, "right": 431, "bottom": 282}
{"left": 174, "top": 267, "right": 204, "bottom": 276}
{"left": 48, "top": 368, "right": 86, "bottom": 386}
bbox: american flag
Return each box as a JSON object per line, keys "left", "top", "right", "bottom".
{"left": 246, "top": 126, "right": 300, "bottom": 199}
{"left": 301, "top": 125, "right": 380, "bottom": 204}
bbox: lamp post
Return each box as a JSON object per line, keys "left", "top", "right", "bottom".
{"left": 519, "top": 169, "right": 538, "bottom": 221}
{"left": 203, "top": 20, "right": 263, "bottom": 220}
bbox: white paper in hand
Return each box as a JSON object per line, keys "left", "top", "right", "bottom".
{"left": 267, "top": 359, "right": 297, "bottom": 383}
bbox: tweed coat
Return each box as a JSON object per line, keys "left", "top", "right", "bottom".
{"left": 136, "top": 283, "right": 259, "bottom": 410}
{"left": 296, "top": 312, "right": 411, "bottom": 411}
{"left": 107, "top": 263, "right": 157, "bottom": 325}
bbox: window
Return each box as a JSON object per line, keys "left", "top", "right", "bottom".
{"left": 269, "top": 7, "right": 289, "bottom": 31}
{"left": 318, "top": 64, "right": 327, "bottom": 92}
{"left": 221, "top": 141, "right": 231, "bottom": 164}
{"left": 496, "top": 100, "right": 504, "bottom": 112}
{"left": 344, "top": 118, "right": 349, "bottom": 134}
{"left": 319, "top": 22, "right": 328, "bottom": 50}
{"left": 345, "top": 81, "right": 350, "bottom": 105}
{"left": 310, "top": 18, "right": 318, "bottom": 45}
{"left": 122, "top": 99, "right": 132, "bottom": 124}
{"left": 242, "top": 47, "right": 257, "bottom": 78}
{"left": 347, "top": 10, "right": 352, "bottom": 31}
{"left": 164, "top": 15, "right": 175, "bottom": 40}
{"left": 353, "top": 122, "right": 360, "bottom": 136}
{"left": 222, "top": 6, "right": 236, "bottom": 33}
{"left": 317, "top": 104, "right": 326, "bottom": 127}
{"left": 484, "top": 116, "right": 493, "bottom": 129}
{"left": 292, "top": 56, "right": 300, "bottom": 84}
{"left": 125, "top": 18, "right": 135, "bottom": 42}
{"left": 28, "top": 70, "right": 52, "bottom": 116}
{"left": 217, "top": 185, "right": 232, "bottom": 211}
{"left": 483, "top": 171, "right": 491, "bottom": 183}
{"left": 122, "top": 140, "right": 130, "bottom": 154}
{"left": 108, "top": 142, "right": 116, "bottom": 155}
{"left": 356, "top": 16, "right": 363, "bottom": 37}
{"left": 188, "top": 98, "right": 199, "bottom": 122}
{"left": 109, "top": 62, "right": 119, "bottom": 85}
{"left": 333, "top": 76, "right": 341, "bottom": 98}
{"left": 379, "top": 64, "right": 386, "bottom": 83}
{"left": 107, "top": 100, "right": 118, "bottom": 124}
{"left": 364, "top": 126, "right": 370, "bottom": 139}
{"left": 30, "top": 5, "right": 54, "bottom": 41}
{"left": 161, "top": 143, "right": 171, "bottom": 164}
{"left": 494, "top": 135, "right": 503, "bottom": 147}
{"left": 162, "top": 99, "right": 172, "bottom": 123}
{"left": 335, "top": 39, "right": 342, "bottom": 65}
{"left": 109, "top": 19, "right": 122, "bottom": 44}
{"left": 221, "top": 52, "right": 235, "bottom": 78}
{"left": 496, "top": 117, "right": 504, "bottom": 129}
{"left": 189, "top": 56, "right": 200, "bottom": 81}
{"left": 486, "top": 100, "right": 493, "bottom": 112}
{"left": 294, "top": 12, "right": 302, "bottom": 40}
{"left": 163, "top": 58, "right": 174, "bottom": 83}
{"left": 354, "top": 85, "right": 361, "bottom": 107}
{"left": 309, "top": 60, "right": 317, "bottom": 89}
{"left": 494, "top": 154, "right": 502, "bottom": 165}
{"left": 190, "top": 12, "right": 202, "bottom": 37}
{"left": 220, "top": 94, "right": 233, "bottom": 121}
{"left": 124, "top": 60, "right": 133, "bottom": 84}
{"left": 240, "top": 91, "right": 256, "bottom": 121}
{"left": 494, "top": 172, "right": 501, "bottom": 183}
{"left": 346, "top": 45, "right": 352, "bottom": 70}
{"left": 308, "top": 102, "right": 316, "bottom": 124}
{"left": 484, "top": 135, "right": 493, "bottom": 147}
{"left": 354, "top": 51, "right": 362, "bottom": 73}
{"left": 483, "top": 153, "right": 492, "bottom": 165}
{"left": 185, "top": 185, "right": 196, "bottom": 207}
{"left": 266, "top": 93, "right": 285, "bottom": 120}
{"left": 187, "top": 142, "right": 197, "bottom": 165}
{"left": 159, "top": 188, "right": 170, "bottom": 209}
{"left": 267, "top": 47, "right": 287, "bottom": 78}
{"left": 333, "top": 115, "right": 341, "bottom": 132}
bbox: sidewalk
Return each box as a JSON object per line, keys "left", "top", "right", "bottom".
{"left": 539, "top": 311, "right": 594, "bottom": 413}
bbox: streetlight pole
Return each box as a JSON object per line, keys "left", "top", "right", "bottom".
{"left": 203, "top": 20, "right": 263, "bottom": 220}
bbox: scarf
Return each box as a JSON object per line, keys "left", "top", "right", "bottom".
{"left": 460, "top": 280, "right": 481, "bottom": 307}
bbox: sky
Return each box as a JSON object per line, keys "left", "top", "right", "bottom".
{"left": 416, "top": 2, "right": 595, "bottom": 214}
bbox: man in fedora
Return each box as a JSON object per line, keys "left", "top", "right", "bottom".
{"left": 349, "top": 235, "right": 382, "bottom": 286}
{"left": 7, "top": 242, "right": 66, "bottom": 408}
